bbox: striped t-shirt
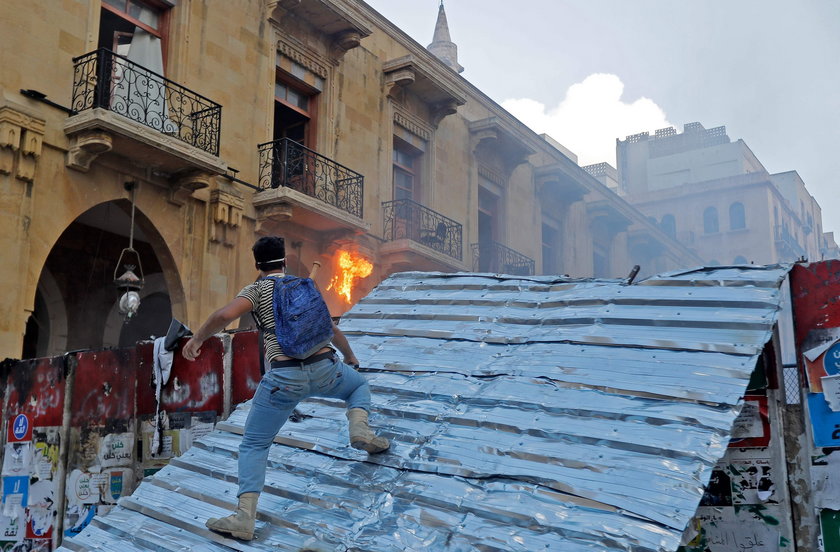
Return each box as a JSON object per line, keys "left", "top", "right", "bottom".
{"left": 237, "top": 277, "right": 286, "bottom": 360}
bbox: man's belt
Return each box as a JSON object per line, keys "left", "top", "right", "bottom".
{"left": 270, "top": 351, "right": 335, "bottom": 368}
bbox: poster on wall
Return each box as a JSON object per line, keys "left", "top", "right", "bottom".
{"left": 728, "top": 458, "right": 777, "bottom": 504}
{"left": 25, "top": 480, "right": 55, "bottom": 541}
{"left": 729, "top": 395, "right": 771, "bottom": 448}
{"left": 1, "top": 476, "right": 29, "bottom": 517}
{"left": 821, "top": 509, "right": 840, "bottom": 552}
{"left": 806, "top": 393, "right": 840, "bottom": 448}
{"left": 0, "top": 513, "right": 23, "bottom": 544}
{"left": 801, "top": 331, "right": 840, "bottom": 447}
{"left": 6, "top": 414, "right": 32, "bottom": 445}
{"left": 1, "top": 443, "right": 32, "bottom": 477}
{"left": 700, "top": 462, "right": 733, "bottom": 507}
{"left": 97, "top": 432, "right": 134, "bottom": 468}
{"left": 32, "top": 428, "right": 59, "bottom": 482}
{"left": 802, "top": 330, "right": 840, "bottom": 394}
{"left": 682, "top": 507, "right": 782, "bottom": 552}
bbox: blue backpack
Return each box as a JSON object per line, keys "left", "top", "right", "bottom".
{"left": 265, "top": 275, "right": 334, "bottom": 359}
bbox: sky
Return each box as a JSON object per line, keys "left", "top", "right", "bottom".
{"left": 363, "top": 0, "right": 840, "bottom": 236}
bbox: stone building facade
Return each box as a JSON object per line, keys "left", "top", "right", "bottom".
{"left": 611, "top": 122, "right": 839, "bottom": 265}
{"left": 1, "top": 0, "right": 700, "bottom": 360}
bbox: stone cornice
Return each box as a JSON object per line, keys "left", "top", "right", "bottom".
{"left": 393, "top": 109, "right": 431, "bottom": 141}
{"left": 268, "top": 0, "right": 371, "bottom": 60}
{"left": 477, "top": 165, "right": 505, "bottom": 187}
{"left": 469, "top": 117, "right": 535, "bottom": 172}
{"left": 277, "top": 38, "right": 329, "bottom": 79}
{"left": 383, "top": 55, "right": 466, "bottom": 106}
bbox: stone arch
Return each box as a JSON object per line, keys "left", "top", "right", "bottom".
{"left": 22, "top": 267, "right": 70, "bottom": 358}
{"left": 22, "top": 200, "right": 185, "bottom": 357}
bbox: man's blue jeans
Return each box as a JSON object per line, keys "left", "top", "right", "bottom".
{"left": 237, "top": 356, "right": 371, "bottom": 496}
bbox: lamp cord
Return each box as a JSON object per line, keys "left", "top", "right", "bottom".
{"left": 129, "top": 184, "right": 136, "bottom": 250}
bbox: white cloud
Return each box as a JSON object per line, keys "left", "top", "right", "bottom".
{"left": 502, "top": 73, "right": 672, "bottom": 167}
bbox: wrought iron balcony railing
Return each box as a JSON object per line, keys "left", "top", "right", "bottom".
{"left": 774, "top": 224, "right": 806, "bottom": 260}
{"left": 258, "top": 138, "right": 364, "bottom": 218}
{"left": 382, "top": 199, "right": 463, "bottom": 261}
{"left": 471, "top": 241, "right": 535, "bottom": 275}
{"left": 71, "top": 48, "right": 222, "bottom": 156}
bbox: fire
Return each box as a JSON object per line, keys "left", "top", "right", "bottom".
{"left": 327, "top": 249, "right": 373, "bottom": 304}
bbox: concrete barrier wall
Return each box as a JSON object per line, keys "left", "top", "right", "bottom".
{"left": 0, "top": 330, "right": 261, "bottom": 550}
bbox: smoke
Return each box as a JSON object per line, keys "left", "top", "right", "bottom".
{"left": 502, "top": 73, "right": 672, "bottom": 166}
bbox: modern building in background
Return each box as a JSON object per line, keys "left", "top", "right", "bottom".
{"left": 0, "top": 0, "right": 701, "bottom": 361}
{"left": 596, "top": 122, "right": 840, "bottom": 265}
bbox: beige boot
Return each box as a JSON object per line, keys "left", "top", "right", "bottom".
{"left": 206, "top": 492, "right": 259, "bottom": 540}
{"left": 347, "top": 408, "right": 390, "bottom": 454}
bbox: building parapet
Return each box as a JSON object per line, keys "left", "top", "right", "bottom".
{"left": 619, "top": 122, "right": 730, "bottom": 158}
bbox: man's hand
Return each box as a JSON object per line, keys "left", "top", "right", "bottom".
{"left": 180, "top": 297, "right": 253, "bottom": 362}
{"left": 182, "top": 337, "right": 203, "bottom": 361}
{"left": 344, "top": 355, "right": 360, "bottom": 368}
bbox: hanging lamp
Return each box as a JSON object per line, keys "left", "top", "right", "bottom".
{"left": 114, "top": 182, "right": 144, "bottom": 319}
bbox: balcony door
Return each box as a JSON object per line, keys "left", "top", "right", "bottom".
{"left": 99, "top": 0, "right": 167, "bottom": 55}
{"left": 391, "top": 137, "right": 423, "bottom": 240}
{"left": 273, "top": 80, "right": 316, "bottom": 147}
{"left": 274, "top": 78, "right": 318, "bottom": 193}
{"left": 98, "top": 0, "right": 172, "bottom": 130}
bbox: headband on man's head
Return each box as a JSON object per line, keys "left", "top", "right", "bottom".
{"left": 258, "top": 257, "right": 285, "bottom": 265}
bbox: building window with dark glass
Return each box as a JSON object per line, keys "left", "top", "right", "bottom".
{"left": 274, "top": 79, "right": 317, "bottom": 148}
{"left": 729, "top": 202, "right": 746, "bottom": 230}
{"left": 703, "top": 207, "right": 719, "bottom": 234}
{"left": 660, "top": 214, "right": 676, "bottom": 239}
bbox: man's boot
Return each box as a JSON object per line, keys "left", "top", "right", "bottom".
{"left": 347, "top": 408, "right": 390, "bottom": 453}
{"left": 206, "top": 492, "right": 259, "bottom": 540}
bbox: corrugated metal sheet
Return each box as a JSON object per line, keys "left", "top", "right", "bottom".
{"left": 58, "top": 265, "right": 789, "bottom": 552}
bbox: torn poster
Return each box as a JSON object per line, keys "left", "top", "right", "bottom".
{"left": 729, "top": 395, "right": 770, "bottom": 448}
{"left": 1, "top": 443, "right": 32, "bottom": 477}
{"left": 1, "top": 476, "right": 29, "bottom": 517}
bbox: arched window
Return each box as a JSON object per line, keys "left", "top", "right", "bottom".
{"left": 734, "top": 255, "right": 748, "bottom": 264}
{"left": 729, "top": 202, "right": 746, "bottom": 230}
{"left": 703, "top": 207, "right": 719, "bottom": 234}
{"left": 660, "top": 214, "right": 676, "bottom": 238}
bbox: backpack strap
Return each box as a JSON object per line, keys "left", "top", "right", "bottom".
{"left": 251, "top": 274, "right": 298, "bottom": 371}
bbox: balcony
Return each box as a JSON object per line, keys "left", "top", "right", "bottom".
{"left": 254, "top": 138, "right": 368, "bottom": 234}
{"left": 380, "top": 199, "right": 465, "bottom": 272}
{"left": 471, "top": 241, "right": 535, "bottom": 276}
{"left": 775, "top": 224, "right": 807, "bottom": 260}
{"left": 64, "top": 49, "right": 226, "bottom": 176}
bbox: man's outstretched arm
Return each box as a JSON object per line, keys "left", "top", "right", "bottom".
{"left": 182, "top": 297, "right": 253, "bottom": 360}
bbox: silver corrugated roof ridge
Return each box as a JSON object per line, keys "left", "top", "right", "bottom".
{"left": 58, "top": 265, "right": 790, "bottom": 552}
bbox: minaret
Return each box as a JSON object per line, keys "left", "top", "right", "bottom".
{"left": 427, "top": 1, "right": 464, "bottom": 73}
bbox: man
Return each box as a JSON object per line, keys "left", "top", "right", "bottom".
{"left": 182, "top": 236, "right": 389, "bottom": 541}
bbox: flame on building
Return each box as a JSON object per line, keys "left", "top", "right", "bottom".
{"left": 327, "top": 249, "right": 373, "bottom": 304}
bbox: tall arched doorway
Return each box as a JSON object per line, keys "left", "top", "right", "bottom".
{"left": 22, "top": 200, "right": 185, "bottom": 358}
